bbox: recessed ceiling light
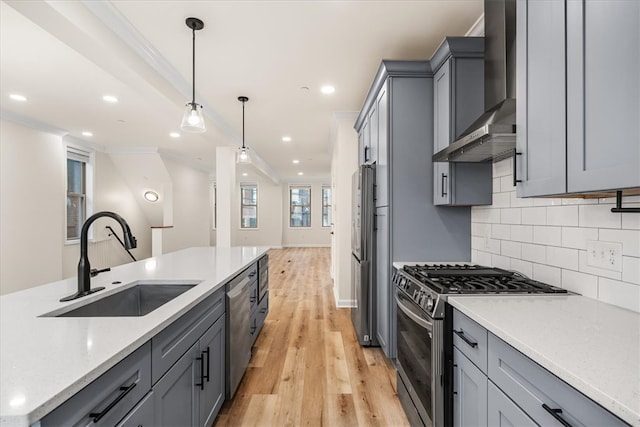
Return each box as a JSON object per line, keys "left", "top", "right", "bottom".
{"left": 242, "top": 172, "right": 248, "bottom": 177}
{"left": 102, "top": 95, "right": 118, "bottom": 103}
{"left": 282, "top": 136, "right": 292, "bottom": 142}
{"left": 9, "top": 94, "right": 27, "bottom": 102}
{"left": 292, "top": 159, "right": 300, "bottom": 164}
{"left": 144, "top": 191, "right": 159, "bottom": 202}
{"left": 298, "top": 172, "right": 304, "bottom": 176}
{"left": 82, "top": 131, "right": 93, "bottom": 137}
{"left": 321, "top": 85, "right": 335, "bottom": 95}
{"left": 169, "top": 132, "right": 180, "bottom": 138}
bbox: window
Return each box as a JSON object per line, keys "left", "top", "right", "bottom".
{"left": 66, "top": 146, "right": 91, "bottom": 241}
{"left": 240, "top": 183, "right": 258, "bottom": 228}
{"left": 290, "top": 186, "right": 311, "bottom": 227}
{"left": 322, "top": 185, "right": 332, "bottom": 227}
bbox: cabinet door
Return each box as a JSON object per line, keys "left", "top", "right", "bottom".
{"left": 362, "top": 119, "right": 371, "bottom": 164}
{"left": 154, "top": 343, "right": 200, "bottom": 426}
{"left": 453, "top": 347, "right": 487, "bottom": 427}
{"left": 116, "top": 391, "right": 155, "bottom": 427}
{"left": 376, "top": 85, "right": 389, "bottom": 207}
{"left": 375, "top": 206, "right": 389, "bottom": 357}
{"left": 368, "top": 101, "right": 378, "bottom": 165}
{"left": 199, "top": 316, "right": 225, "bottom": 427}
{"left": 516, "top": 0, "right": 567, "bottom": 197}
{"left": 567, "top": 0, "right": 640, "bottom": 192}
{"left": 487, "top": 381, "right": 536, "bottom": 427}
{"left": 433, "top": 60, "right": 452, "bottom": 205}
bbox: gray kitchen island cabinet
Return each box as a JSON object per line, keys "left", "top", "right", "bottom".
{"left": 355, "top": 60, "right": 472, "bottom": 360}
{"left": 516, "top": 0, "right": 639, "bottom": 197}
{"left": 453, "top": 347, "right": 487, "bottom": 427}
{"left": 431, "top": 37, "right": 491, "bottom": 206}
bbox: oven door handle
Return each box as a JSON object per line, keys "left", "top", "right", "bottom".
{"left": 395, "top": 293, "right": 433, "bottom": 331}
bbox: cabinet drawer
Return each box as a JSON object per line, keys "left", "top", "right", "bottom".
{"left": 151, "top": 288, "right": 224, "bottom": 384}
{"left": 257, "top": 293, "right": 269, "bottom": 332}
{"left": 453, "top": 309, "right": 488, "bottom": 374}
{"left": 249, "top": 279, "right": 258, "bottom": 315}
{"left": 488, "top": 333, "right": 627, "bottom": 427}
{"left": 41, "top": 342, "right": 151, "bottom": 427}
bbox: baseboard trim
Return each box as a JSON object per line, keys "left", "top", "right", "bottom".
{"left": 335, "top": 298, "right": 356, "bottom": 308}
{"left": 282, "top": 244, "right": 331, "bottom": 248}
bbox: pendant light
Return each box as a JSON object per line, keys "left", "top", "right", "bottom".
{"left": 237, "top": 96, "right": 250, "bottom": 163}
{"left": 180, "top": 17, "right": 205, "bottom": 133}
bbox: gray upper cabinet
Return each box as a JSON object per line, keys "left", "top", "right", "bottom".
{"left": 516, "top": 0, "right": 640, "bottom": 197}
{"left": 431, "top": 37, "right": 492, "bottom": 206}
{"left": 566, "top": 0, "right": 640, "bottom": 193}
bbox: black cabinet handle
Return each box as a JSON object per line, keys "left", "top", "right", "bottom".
{"left": 513, "top": 149, "right": 522, "bottom": 186}
{"left": 203, "top": 347, "right": 210, "bottom": 382}
{"left": 364, "top": 145, "right": 369, "bottom": 161}
{"left": 196, "top": 354, "right": 204, "bottom": 390}
{"left": 453, "top": 329, "right": 478, "bottom": 348}
{"left": 260, "top": 307, "right": 268, "bottom": 314}
{"left": 89, "top": 382, "right": 137, "bottom": 422}
{"left": 248, "top": 271, "right": 256, "bottom": 278}
{"left": 542, "top": 403, "right": 573, "bottom": 427}
{"left": 441, "top": 173, "right": 448, "bottom": 197}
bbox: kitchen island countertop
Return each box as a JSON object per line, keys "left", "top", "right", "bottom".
{"left": 448, "top": 295, "right": 640, "bottom": 426}
{"left": 0, "top": 246, "right": 269, "bottom": 427}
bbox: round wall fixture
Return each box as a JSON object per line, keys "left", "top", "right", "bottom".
{"left": 144, "top": 191, "right": 159, "bottom": 202}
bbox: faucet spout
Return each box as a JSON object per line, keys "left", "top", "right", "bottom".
{"left": 60, "top": 211, "right": 137, "bottom": 302}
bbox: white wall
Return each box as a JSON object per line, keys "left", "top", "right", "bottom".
{"left": 472, "top": 159, "right": 640, "bottom": 313}
{"left": 281, "top": 181, "right": 332, "bottom": 247}
{"left": 330, "top": 114, "right": 359, "bottom": 306}
{"left": 0, "top": 120, "right": 64, "bottom": 294}
{"left": 61, "top": 151, "right": 152, "bottom": 278}
{"left": 233, "top": 176, "right": 283, "bottom": 247}
{"left": 162, "top": 157, "right": 211, "bottom": 253}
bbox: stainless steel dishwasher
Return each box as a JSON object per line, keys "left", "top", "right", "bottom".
{"left": 226, "top": 267, "right": 253, "bottom": 399}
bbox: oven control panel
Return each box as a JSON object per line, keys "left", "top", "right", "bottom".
{"left": 393, "top": 270, "right": 444, "bottom": 319}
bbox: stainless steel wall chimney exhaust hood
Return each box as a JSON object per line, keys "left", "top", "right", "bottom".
{"left": 433, "top": 0, "right": 516, "bottom": 163}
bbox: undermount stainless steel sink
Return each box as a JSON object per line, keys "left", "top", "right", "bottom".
{"left": 50, "top": 283, "right": 197, "bottom": 317}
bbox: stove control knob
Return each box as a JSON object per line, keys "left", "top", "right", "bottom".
{"left": 425, "top": 296, "right": 434, "bottom": 311}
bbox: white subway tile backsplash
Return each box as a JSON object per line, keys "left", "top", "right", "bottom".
{"left": 521, "top": 207, "right": 547, "bottom": 225}
{"left": 522, "top": 243, "right": 546, "bottom": 264}
{"left": 561, "top": 227, "right": 598, "bottom": 250}
{"left": 561, "top": 269, "right": 598, "bottom": 298}
{"left": 598, "top": 277, "right": 640, "bottom": 313}
{"left": 501, "top": 208, "right": 521, "bottom": 225}
{"left": 622, "top": 257, "right": 640, "bottom": 285}
{"left": 492, "top": 254, "right": 511, "bottom": 270}
{"left": 599, "top": 229, "right": 640, "bottom": 257}
{"left": 546, "top": 246, "right": 579, "bottom": 270}
{"left": 533, "top": 226, "right": 562, "bottom": 246}
{"left": 578, "top": 205, "right": 621, "bottom": 229}
{"left": 492, "top": 192, "right": 511, "bottom": 208}
{"left": 578, "top": 250, "right": 622, "bottom": 281}
{"left": 532, "top": 263, "right": 561, "bottom": 286}
{"left": 547, "top": 206, "right": 579, "bottom": 226}
{"left": 511, "top": 259, "right": 533, "bottom": 278}
{"left": 499, "top": 176, "right": 514, "bottom": 192}
{"left": 491, "top": 224, "right": 511, "bottom": 240}
{"left": 501, "top": 241, "right": 522, "bottom": 258}
{"left": 470, "top": 167, "right": 639, "bottom": 312}
{"left": 510, "top": 225, "right": 533, "bottom": 243}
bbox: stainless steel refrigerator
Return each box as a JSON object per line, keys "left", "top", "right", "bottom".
{"left": 351, "top": 164, "right": 377, "bottom": 346}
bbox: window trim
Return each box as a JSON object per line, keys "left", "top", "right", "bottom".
{"left": 240, "top": 182, "right": 258, "bottom": 230}
{"left": 289, "top": 184, "right": 312, "bottom": 228}
{"left": 65, "top": 144, "right": 94, "bottom": 244}
{"left": 321, "top": 185, "right": 332, "bottom": 228}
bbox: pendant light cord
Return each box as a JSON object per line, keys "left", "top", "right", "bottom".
{"left": 191, "top": 26, "right": 196, "bottom": 105}
{"left": 242, "top": 100, "right": 245, "bottom": 149}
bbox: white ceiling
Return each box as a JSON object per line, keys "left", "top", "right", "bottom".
{"left": 0, "top": 0, "right": 482, "bottom": 182}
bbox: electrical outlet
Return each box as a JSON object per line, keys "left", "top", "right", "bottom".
{"left": 586, "top": 240, "right": 623, "bottom": 272}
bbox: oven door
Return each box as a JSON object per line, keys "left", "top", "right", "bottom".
{"left": 395, "top": 289, "right": 435, "bottom": 426}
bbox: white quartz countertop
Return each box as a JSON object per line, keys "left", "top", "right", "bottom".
{"left": 448, "top": 295, "right": 640, "bottom": 426}
{"left": 0, "top": 246, "right": 269, "bottom": 427}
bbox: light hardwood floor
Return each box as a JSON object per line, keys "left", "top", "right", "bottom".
{"left": 214, "top": 247, "right": 410, "bottom": 427}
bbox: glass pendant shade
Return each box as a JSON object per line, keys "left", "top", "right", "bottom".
{"left": 237, "top": 147, "right": 250, "bottom": 163}
{"left": 181, "top": 102, "right": 205, "bottom": 133}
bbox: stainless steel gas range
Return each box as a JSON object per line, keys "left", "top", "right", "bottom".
{"left": 393, "top": 264, "right": 568, "bottom": 427}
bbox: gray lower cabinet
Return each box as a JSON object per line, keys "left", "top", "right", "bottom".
{"left": 516, "top": 0, "right": 640, "bottom": 196}
{"left": 199, "top": 316, "right": 226, "bottom": 426}
{"left": 375, "top": 205, "right": 389, "bottom": 353}
{"left": 431, "top": 37, "right": 491, "bottom": 206}
{"left": 116, "top": 391, "right": 155, "bottom": 427}
{"left": 453, "top": 347, "right": 487, "bottom": 427}
{"left": 487, "top": 381, "right": 536, "bottom": 427}
{"left": 452, "top": 308, "right": 627, "bottom": 427}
